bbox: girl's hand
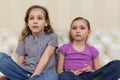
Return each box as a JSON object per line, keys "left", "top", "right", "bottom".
{"left": 70, "top": 67, "right": 83, "bottom": 76}
{"left": 81, "top": 64, "right": 94, "bottom": 72}
{"left": 30, "top": 74, "right": 35, "bottom": 78}
{"left": 30, "top": 73, "right": 39, "bottom": 78}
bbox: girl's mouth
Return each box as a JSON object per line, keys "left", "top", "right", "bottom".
{"left": 33, "top": 26, "right": 38, "bottom": 29}
{"left": 76, "top": 35, "right": 81, "bottom": 36}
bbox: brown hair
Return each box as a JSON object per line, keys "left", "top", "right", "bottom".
{"left": 69, "top": 17, "right": 91, "bottom": 42}
{"left": 19, "top": 5, "right": 53, "bottom": 42}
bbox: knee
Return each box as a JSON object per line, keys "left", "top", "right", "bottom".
{"left": 0, "top": 52, "right": 8, "bottom": 60}
{"left": 115, "top": 60, "right": 120, "bottom": 66}
{"left": 114, "top": 60, "right": 120, "bottom": 70}
{"left": 110, "top": 60, "right": 120, "bottom": 67}
{"left": 0, "top": 52, "right": 5, "bottom": 58}
{"left": 112, "top": 60, "right": 120, "bottom": 64}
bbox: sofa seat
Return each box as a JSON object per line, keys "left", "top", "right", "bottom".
{"left": 0, "top": 27, "right": 120, "bottom": 79}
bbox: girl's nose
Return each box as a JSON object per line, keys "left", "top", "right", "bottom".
{"left": 76, "top": 29, "right": 80, "bottom": 33}
{"left": 33, "top": 19, "right": 38, "bottom": 24}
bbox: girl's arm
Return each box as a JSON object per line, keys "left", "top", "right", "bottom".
{"left": 57, "top": 53, "right": 65, "bottom": 74}
{"left": 31, "top": 46, "right": 56, "bottom": 77}
{"left": 18, "top": 55, "right": 25, "bottom": 66}
{"left": 93, "top": 56, "right": 100, "bottom": 70}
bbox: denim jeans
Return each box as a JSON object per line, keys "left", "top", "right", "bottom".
{"left": 59, "top": 60, "right": 120, "bottom": 80}
{"left": 0, "top": 52, "right": 58, "bottom": 80}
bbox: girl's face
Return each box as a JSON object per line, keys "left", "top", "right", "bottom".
{"left": 70, "top": 19, "right": 91, "bottom": 42}
{"left": 28, "top": 8, "right": 48, "bottom": 34}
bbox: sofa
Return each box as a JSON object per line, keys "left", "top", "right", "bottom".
{"left": 0, "top": 27, "right": 120, "bottom": 79}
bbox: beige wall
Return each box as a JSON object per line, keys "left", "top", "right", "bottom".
{"left": 0, "top": 0, "right": 120, "bottom": 31}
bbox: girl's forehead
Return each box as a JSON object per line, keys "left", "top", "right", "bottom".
{"left": 72, "top": 19, "right": 87, "bottom": 25}
{"left": 29, "top": 8, "right": 45, "bottom": 15}
{"left": 74, "top": 19, "right": 86, "bottom": 23}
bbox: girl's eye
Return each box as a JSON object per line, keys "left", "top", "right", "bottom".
{"left": 72, "top": 27, "right": 77, "bottom": 30}
{"left": 71, "top": 26, "right": 77, "bottom": 30}
{"left": 38, "top": 17, "right": 42, "bottom": 20}
{"left": 29, "top": 17, "right": 34, "bottom": 20}
{"left": 80, "top": 25, "right": 86, "bottom": 30}
{"left": 80, "top": 27, "right": 85, "bottom": 29}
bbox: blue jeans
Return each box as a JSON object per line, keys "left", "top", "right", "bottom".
{"left": 0, "top": 52, "right": 58, "bottom": 80}
{"left": 59, "top": 60, "right": 120, "bottom": 80}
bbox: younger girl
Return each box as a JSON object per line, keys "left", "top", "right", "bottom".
{"left": 0, "top": 5, "right": 58, "bottom": 80}
{"left": 57, "top": 17, "right": 120, "bottom": 80}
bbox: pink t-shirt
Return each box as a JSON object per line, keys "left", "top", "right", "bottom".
{"left": 59, "top": 42, "right": 99, "bottom": 71}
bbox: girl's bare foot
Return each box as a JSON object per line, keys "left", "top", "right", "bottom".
{"left": 0, "top": 76, "right": 8, "bottom": 80}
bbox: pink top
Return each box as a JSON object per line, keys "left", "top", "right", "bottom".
{"left": 59, "top": 42, "right": 99, "bottom": 71}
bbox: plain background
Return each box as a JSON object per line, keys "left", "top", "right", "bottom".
{"left": 0, "top": 0, "right": 120, "bottom": 31}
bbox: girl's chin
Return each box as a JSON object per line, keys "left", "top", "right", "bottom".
{"left": 32, "top": 31, "right": 40, "bottom": 34}
{"left": 32, "top": 30, "right": 43, "bottom": 34}
{"left": 74, "top": 39, "right": 84, "bottom": 41}
{"left": 32, "top": 29, "right": 39, "bottom": 32}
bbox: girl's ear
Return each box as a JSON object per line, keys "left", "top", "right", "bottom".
{"left": 89, "top": 30, "right": 91, "bottom": 33}
{"left": 45, "top": 23, "right": 48, "bottom": 26}
{"left": 45, "top": 20, "right": 48, "bottom": 26}
{"left": 88, "top": 30, "right": 91, "bottom": 36}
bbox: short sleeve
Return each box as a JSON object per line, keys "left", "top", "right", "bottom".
{"left": 91, "top": 47, "right": 99, "bottom": 59}
{"left": 59, "top": 44, "right": 68, "bottom": 56}
{"left": 16, "top": 41, "right": 25, "bottom": 56}
{"left": 48, "top": 33, "right": 58, "bottom": 47}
